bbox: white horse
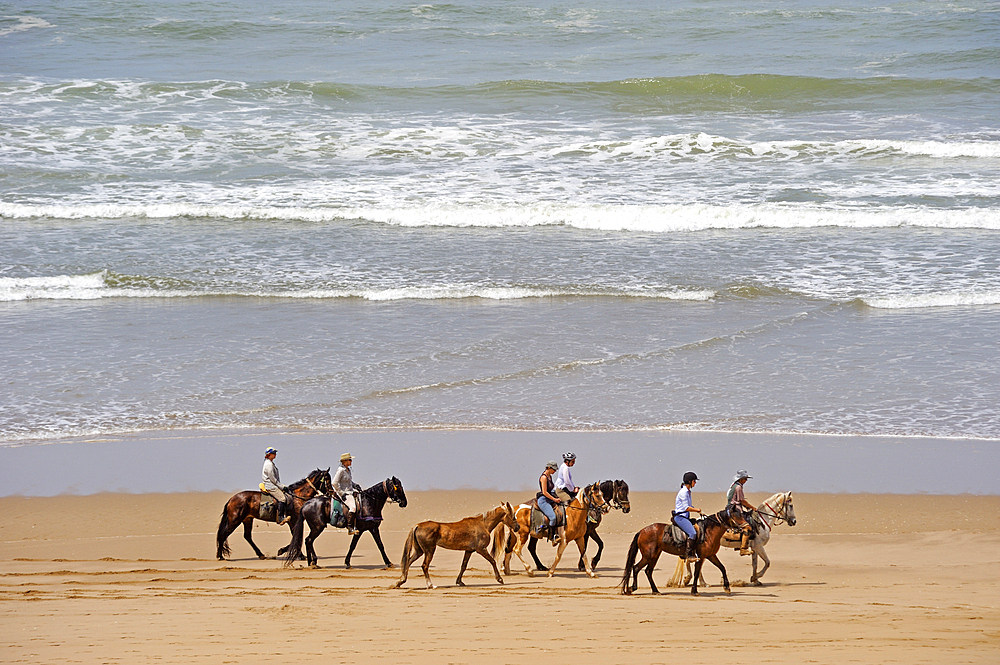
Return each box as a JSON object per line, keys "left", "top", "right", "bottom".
{"left": 669, "top": 491, "right": 797, "bottom": 588}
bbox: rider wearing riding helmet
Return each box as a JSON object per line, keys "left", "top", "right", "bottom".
{"left": 537, "top": 460, "right": 565, "bottom": 545}
{"left": 554, "top": 451, "right": 578, "bottom": 505}
{"left": 673, "top": 471, "right": 703, "bottom": 562}
{"left": 727, "top": 469, "right": 756, "bottom": 556}
{"left": 262, "top": 447, "right": 291, "bottom": 525}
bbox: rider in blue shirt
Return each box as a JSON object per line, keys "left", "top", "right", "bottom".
{"left": 673, "top": 471, "right": 703, "bottom": 561}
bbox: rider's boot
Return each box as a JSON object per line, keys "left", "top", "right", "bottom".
{"left": 276, "top": 501, "right": 289, "bottom": 526}
{"left": 553, "top": 525, "right": 565, "bottom": 546}
{"left": 346, "top": 512, "right": 359, "bottom": 536}
{"left": 685, "top": 538, "right": 700, "bottom": 562}
{"left": 740, "top": 529, "right": 752, "bottom": 556}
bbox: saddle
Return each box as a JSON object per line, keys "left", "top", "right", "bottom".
{"left": 258, "top": 491, "right": 277, "bottom": 522}
{"left": 528, "top": 499, "right": 565, "bottom": 533}
{"left": 667, "top": 517, "right": 704, "bottom": 549}
{"left": 328, "top": 498, "right": 347, "bottom": 528}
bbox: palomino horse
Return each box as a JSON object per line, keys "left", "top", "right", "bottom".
{"left": 577, "top": 479, "right": 630, "bottom": 571}
{"left": 215, "top": 468, "right": 332, "bottom": 560}
{"left": 619, "top": 507, "right": 747, "bottom": 596}
{"left": 282, "top": 477, "right": 407, "bottom": 568}
{"left": 497, "top": 482, "right": 608, "bottom": 578}
{"left": 394, "top": 502, "right": 519, "bottom": 589}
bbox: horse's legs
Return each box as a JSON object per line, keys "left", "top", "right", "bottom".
{"left": 456, "top": 550, "right": 473, "bottom": 586}
{"left": 526, "top": 536, "right": 547, "bottom": 571}
{"left": 546, "top": 537, "right": 569, "bottom": 577}
{"left": 242, "top": 518, "right": 267, "bottom": 559}
{"left": 590, "top": 530, "right": 605, "bottom": 570}
{"left": 691, "top": 558, "right": 705, "bottom": 595}
{"left": 644, "top": 553, "right": 662, "bottom": 595}
{"left": 478, "top": 548, "right": 504, "bottom": 584}
{"left": 511, "top": 532, "right": 535, "bottom": 576}
{"left": 394, "top": 537, "right": 425, "bottom": 588}
{"left": 344, "top": 531, "right": 363, "bottom": 569}
{"left": 277, "top": 519, "right": 304, "bottom": 560}
{"left": 369, "top": 527, "right": 394, "bottom": 568}
{"left": 420, "top": 545, "right": 438, "bottom": 589}
{"left": 217, "top": 516, "right": 239, "bottom": 560}
{"left": 574, "top": 537, "right": 597, "bottom": 578}
{"left": 706, "top": 553, "right": 730, "bottom": 594}
{"left": 751, "top": 543, "right": 770, "bottom": 585}
{"left": 305, "top": 522, "right": 325, "bottom": 567}
{"left": 578, "top": 531, "right": 590, "bottom": 571}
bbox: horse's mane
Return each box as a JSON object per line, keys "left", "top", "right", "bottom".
{"left": 286, "top": 468, "right": 328, "bottom": 491}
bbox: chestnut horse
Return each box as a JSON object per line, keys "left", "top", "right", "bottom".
{"left": 619, "top": 507, "right": 746, "bottom": 596}
{"left": 497, "top": 482, "right": 608, "bottom": 578}
{"left": 215, "top": 468, "right": 331, "bottom": 560}
{"left": 394, "top": 502, "right": 519, "bottom": 589}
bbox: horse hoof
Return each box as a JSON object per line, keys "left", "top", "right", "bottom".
{"left": 587, "top": 572, "right": 597, "bottom": 578}
{"left": 258, "top": 555, "right": 267, "bottom": 560}
{"left": 385, "top": 563, "right": 396, "bottom": 569}
{"left": 546, "top": 571, "right": 555, "bottom": 578}
{"left": 691, "top": 590, "right": 699, "bottom": 596}
{"left": 725, "top": 588, "right": 731, "bottom": 595}
{"left": 753, "top": 580, "right": 763, "bottom": 587}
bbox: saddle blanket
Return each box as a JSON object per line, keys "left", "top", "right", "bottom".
{"left": 328, "top": 498, "right": 346, "bottom": 528}
{"left": 528, "top": 502, "right": 565, "bottom": 533}
{"left": 668, "top": 521, "right": 703, "bottom": 548}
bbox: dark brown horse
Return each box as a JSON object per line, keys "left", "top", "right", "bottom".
{"left": 394, "top": 502, "right": 519, "bottom": 589}
{"left": 282, "top": 477, "right": 407, "bottom": 568}
{"left": 619, "top": 507, "right": 746, "bottom": 596}
{"left": 215, "top": 468, "right": 331, "bottom": 560}
{"left": 577, "top": 479, "right": 630, "bottom": 571}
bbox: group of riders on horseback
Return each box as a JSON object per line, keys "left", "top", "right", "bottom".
{"left": 261, "top": 447, "right": 361, "bottom": 535}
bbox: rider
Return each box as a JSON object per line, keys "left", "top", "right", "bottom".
{"left": 537, "top": 460, "right": 565, "bottom": 545}
{"left": 554, "top": 451, "right": 578, "bottom": 505}
{"left": 333, "top": 453, "right": 359, "bottom": 535}
{"left": 262, "top": 447, "right": 291, "bottom": 525}
{"left": 727, "top": 469, "right": 756, "bottom": 556}
{"left": 673, "top": 471, "right": 702, "bottom": 562}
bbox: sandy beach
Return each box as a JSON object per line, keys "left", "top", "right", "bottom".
{"left": 2, "top": 490, "right": 997, "bottom": 664}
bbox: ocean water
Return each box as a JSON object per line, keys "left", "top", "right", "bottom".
{"left": 2, "top": 1, "right": 1000, "bottom": 447}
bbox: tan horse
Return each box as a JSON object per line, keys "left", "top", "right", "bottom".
{"left": 394, "top": 502, "right": 519, "bottom": 589}
{"left": 498, "top": 482, "right": 608, "bottom": 578}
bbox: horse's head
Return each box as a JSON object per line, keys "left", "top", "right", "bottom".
{"left": 387, "top": 476, "right": 408, "bottom": 508}
{"left": 502, "top": 501, "right": 521, "bottom": 533}
{"left": 316, "top": 468, "right": 332, "bottom": 495}
{"left": 613, "top": 479, "right": 631, "bottom": 513}
{"left": 722, "top": 506, "right": 748, "bottom": 530}
{"left": 782, "top": 492, "right": 796, "bottom": 526}
{"left": 584, "top": 483, "right": 609, "bottom": 513}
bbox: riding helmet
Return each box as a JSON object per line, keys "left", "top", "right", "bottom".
{"left": 563, "top": 451, "right": 577, "bottom": 461}
{"left": 682, "top": 471, "right": 699, "bottom": 485}
{"left": 264, "top": 447, "right": 277, "bottom": 455}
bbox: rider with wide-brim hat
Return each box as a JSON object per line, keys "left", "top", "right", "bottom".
{"left": 673, "top": 471, "right": 702, "bottom": 562}
{"left": 333, "top": 453, "right": 359, "bottom": 535}
{"left": 727, "top": 469, "right": 756, "bottom": 555}
{"left": 262, "top": 447, "right": 291, "bottom": 525}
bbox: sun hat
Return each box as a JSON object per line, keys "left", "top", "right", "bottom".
{"left": 734, "top": 469, "right": 752, "bottom": 481}
{"left": 545, "top": 460, "right": 559, "bottom": 470}
{"left": 340, "top": 452, "right": 354, "bottom": 462}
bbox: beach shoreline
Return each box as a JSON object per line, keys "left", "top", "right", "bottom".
{"left": 2, "top": 490, "right": 998, "bottom": 663}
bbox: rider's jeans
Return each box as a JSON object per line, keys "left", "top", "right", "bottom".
{"left": 674, "top": 513, "right": 696, "bottom": 539}
{"left": 537, "top": 496, "right": 557, "bottom": 526}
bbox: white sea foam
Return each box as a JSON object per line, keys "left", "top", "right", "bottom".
{"left": 863, "top": 291, "right": 1000, "bottom": 309}
{"left": 0, "top": 16, "right": 53, "bottom": 37}
{"left": 0, "top": 272, "right": 715, "bottom": 302}
{"left": 3, "top": 201, "right": 999, "bottom": 231}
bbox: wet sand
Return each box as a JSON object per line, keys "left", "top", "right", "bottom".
{"left": 2, "top": 491, "right": 998, "bottom": 664}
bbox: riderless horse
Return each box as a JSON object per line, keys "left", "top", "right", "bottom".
{"left": 496, "top": 482, "right": 608, "bottom": 578}
{"left": 282, "top": 477, "right": 407, "bottom": 568}
{"left": 619, "top": 507, "right": 747, "bottom": 596}
{"left": 394, "top": 502, "right": 519, "bottom": 589}
{"left": 215, "top": 468, "right": 331, "bottom": 560}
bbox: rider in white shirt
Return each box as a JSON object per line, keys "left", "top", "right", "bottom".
{"left": 333, "top": 453, "right": 359, "bottom": 535}
{"left": 262, "top": 447, "right": 290, "bottom": 525}
{"left": 554, "top": 451, "right": 578, "bottom": 505}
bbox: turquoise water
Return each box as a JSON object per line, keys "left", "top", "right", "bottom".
{"left": 2, "top": 1, "right": 999, "bottom": 448}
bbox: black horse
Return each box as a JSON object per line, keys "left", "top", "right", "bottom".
{"left": 216, "top": 468, "right": 332, "bottom": 560}
{"left": 283, "top": 477, "right": 407, "bottom": 568}
{"left": 512, "top": 479, "right": 630, "bottom": 573}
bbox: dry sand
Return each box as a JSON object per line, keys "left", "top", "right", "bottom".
{"left": 1, "top": 490, "right": 998, "bottom": 664}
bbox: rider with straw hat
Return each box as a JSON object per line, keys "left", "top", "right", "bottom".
{"left": 333, "top": 453, "right": 359, "bottom": 535}
{"left": 727, "top": 469, "right": 756, "bottom": 555}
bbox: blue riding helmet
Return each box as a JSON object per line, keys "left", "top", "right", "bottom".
{"left": 265, "top": 447, "right": 278, "bottom": 455}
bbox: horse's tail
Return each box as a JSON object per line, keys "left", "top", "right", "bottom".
{"left": 490, "top": 522, "right": 508, "bottom": 562}
{"left": 283, "top": 511, "right": 305, "bottom": 568}
{"left": 216, "top": 505, "right": 233, "bottom": 560}
{"left": 399, "top": 524, "right": 419, "bottom": 568}
{"left": 619, "top": 530, "right": 642, "bottom": 595}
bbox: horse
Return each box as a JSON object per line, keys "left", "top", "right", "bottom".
{"left": 394, "top": 502, "right": 519, "bottom": 589}
{"left": 215, "top": 468, "right": 332, "bottom": 560}
{"left": 577, "top": 479, "right": 630, "bottom": 571}
{"left": 496, "top": 482, "right": 608, "bottom": 578}
{"left": 282, "top": 477, "right": 407, "bottom": 569}
{"left": 619, "top": 507, "right": 747, "bottom": 596}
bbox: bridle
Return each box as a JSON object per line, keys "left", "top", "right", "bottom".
{"left": 383, "top": 478, "right": 405, "bottom": 505}
{"left": 756, "top": 494, "right": 792, "bottom": 531}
